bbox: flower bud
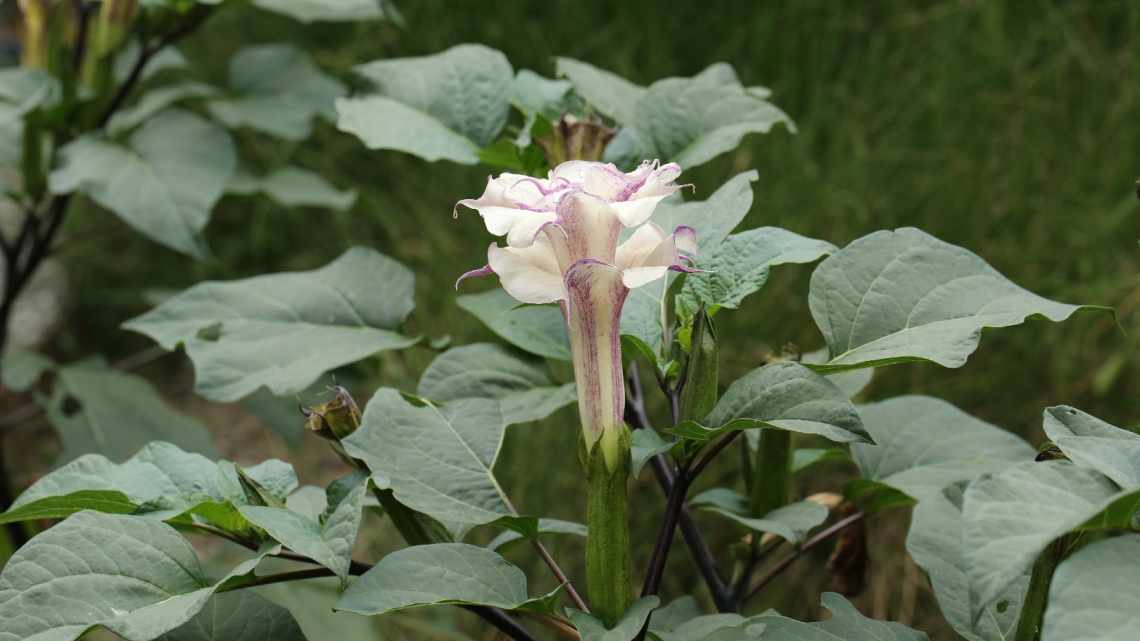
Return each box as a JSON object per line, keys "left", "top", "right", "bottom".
{"left": 535, "top": 114, "right": 615, "bottom": 166}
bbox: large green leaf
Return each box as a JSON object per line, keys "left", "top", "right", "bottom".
{"left": 962, "top": 460, "right": 1139, "bottom": 618}
{"left": 625, "top": 76, "right": 793, "bottom": 169}
{"left": 259, "top": 578, "right": 385, "bottom": 641}
{"left": 567, "top": 596, "right": 660, "bottom": 641}
{"left": 906, "top": 484, "right": 1026, "bottom": 641}
{"left": 239, "top": 477, "right": 366, "bottom": 582}
{"left": 678, "top": 227, "right": 835, "bottom": 314}
{"left": 1, "top": 441, "right": 296, "bottom": 537}
{"left": 337, "top": 44, "right": 512, "bottom": 163}
{"left": 252, "top": 0, "right": 386, "bottom": 22}
{"left": 417, "top": 343, "right": 575, "bottom": 425}
{"left": 208, "top": 44, "right": 344, "bottom": 141}
{"left": 342, "top": 389, "right": 516, "bottom": 537}
{"left": 702, "top": 593, "right": 927, "bottom": 641}
{"left": 49, "top": 109, "right": 235, "bottom": 257}
{"left": 124, "top": 248, "right": 418, "bottom": 402}
{"left": 1042, "top": 405, "right": 1140, "bottom": 489}
{"left": 807, "top": 228, "right": 1098, "bottom": 372}
{"left": 630, "top": 428, "right": 674, "bottom": 478}
{"left": 0, "top": 511, "right": 272, "bottom": 641}
{"left": 672, "top": 362, "right": 869, "bottom": 448}
{"left": 801, "top": 348, "right": 873, "bottom": 399}
{"left": 690, "top": 487, "right": 827, "bottom": 544}
{"left": 335, "top": 543, "right": 558, "bottom": 615}
{"left": 851, "top": 396, "right": 1035, "bottom": 502}
{"left": 1040, "top": 534, "right": 1140, "bottom": 641}
{"left": 511, "top": 69, "right": 574, "bottom": 121}
{"left": 457, "top": 289, "right": 571, "bottom": 361}
{"left": 227, "top": 166, "right": 357, "bottom": 211}
{"left": 107, "top": 82, "right": 217, "bottom": 135}
{"left": 38, "top": 359, "right": 215, "bottom": 463}
{"left": 553, "top": 57, "right": 644, "bottom": 124}
{"left": 157, "top": 591, "right": 308, "bottom": 641}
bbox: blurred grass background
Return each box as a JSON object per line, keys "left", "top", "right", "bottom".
{"left": 17, "top": 0, "right": 1140, "bottom": 638}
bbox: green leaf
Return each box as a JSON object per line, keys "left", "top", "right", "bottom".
{"left": 239, "top": 478, "right": 366, "bottom": 582}
{"left": 342, "top": 389, "right": 515, "bottom": 537}
{"left": 631, "top": 429, "right": 674, "bottom": 478}
{"left": 252, "top": 0, "right": 386, "bottom": 22}
{"left": 124, "top": 248, "right": 418, "bottom": 402}
{"left": 1042, "top": 405, "right": 1140, "bottom": 489}
{"left": 2, "top": 441, "right": 296, "bottom": 536}
{"left": 457, "top": 289, "right": 571, "bottom": 361}
{"left": 793, "top": 447, "right": 851, "bottom": 473}
{"left": 678, "top": 227, "right": 835, "bottom": 314}
{"left": 107, "top": 82, "right": 217, "bottom": 135}
{"left": 554, "top": 57, "right": 645, "bottom": 124}
{"left": 208, "top": 44, "right": 344, "bottom": 141}
{"left": 653, "top": 613, "right": 746, "bottom": 641}
{"left": 851, "top": 395, "right": 1035, "bottom": 502}
{"left": 729, "top": 592, "right": 929, "bottom": 641}
{"left": 625, "top": 76, "right": 793, "bottom": 169}
{"left": 418, "top": 343, "right": 575, "bottom": 425}
{"left": 807, "top": 228, "right": 1100, "bottom": 372}
{"left": 259, "top": 578, "right": 385, "bottom": 641}
{"left": 227, "top": 165, "right": 357, "bottom": 211}
{"left": 39, "top": 359, "right": 215, "bottom": 463}
{"left": 49, "top": 109, "right": 236, "bottom": 257}
{"left": 486, "top": 517, "right": 587, "bottom": 551}
{"left": 906, "top": 484, "right": 1026, "bottom": 641}
{"left": 0, "top": 511, "right": 273, "bottom": 641}
{"left": 0, "top": 349, "right": 53, "bottom": 391}
{"left": 512, "top": 69, "right": 573, "bottom": 120}
{"left": 335, "top": 543, "right": 558, "bottom": 615}
{"left": 801, "top": 348, "right": 873, "bottom": 399}
{"left": 1040, "top": 534, "right": 1140, "bottom": 641}
{"left": 672, "top": 362, "right": 869, "bottom": 448}
{"left": 568, "top": 596, "right": 660, "bottom": 641}
{"left": 0, "top": 67, "right": 59, "bottom": 123}
{"left": 843, "top": 479, "right": 916, "bottom": 514}
{"left": 691, "top": 487, "right": 828, "bottom": 544}
{"left": 338, "top": 44, "right": 512, "bottom": 163}
{"left": 157, "top": 591, "right": 308, "bottom": 641}
{"left": 962, "top": 460, "right": 1139, "bottom": 618}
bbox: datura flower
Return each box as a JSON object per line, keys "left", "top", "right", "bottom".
{"left": 457, "top": 160, "right": 696, "bottom": 469}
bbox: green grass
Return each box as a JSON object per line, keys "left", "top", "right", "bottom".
{"left": 53, "top": 1, "right": 1140, "bottom": 636}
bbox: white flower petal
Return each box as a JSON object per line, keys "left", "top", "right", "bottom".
{"left": 504, "top": 210, "right": 559, "bottom": 247}
{"left": 621, "top": 265, "right": 670, "bottom": 289}
{"left": 551, "top": 161, "right": 626, "bottom": 201}
{"left": 610, "top": 193, "right": 670, "bottom": 227}
{"left": 615, "top": 222, "right": 668, "bottom": 270}
{"left": 488, "top": 238, "right": 564, "bottom": 304}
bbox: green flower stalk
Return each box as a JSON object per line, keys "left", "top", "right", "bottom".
{"left": 457, "top": 159, "right": 697, "bottom": 624}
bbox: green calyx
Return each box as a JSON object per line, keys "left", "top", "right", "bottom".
{"left": 583, "top": 425, "right": 633, "bottom": 627}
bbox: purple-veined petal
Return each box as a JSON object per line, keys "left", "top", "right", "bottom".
{"left": 487, "top": 238, "right": 564, "bottom": 304}
{"left": 549, "top": 191, "right": 623, "bottom": 271}
{"left": 563, "top": 258, "right": 629, "bottom": 468}
{"left": 621, "top": 266, "right": 671, "bottom": 289}
{"left": 672, "top": 224, "right": 698, "bottom": 256}
{"left": 454, "top": 264, "right": 494, "bottom": 290}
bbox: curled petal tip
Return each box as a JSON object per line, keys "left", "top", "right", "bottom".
{"left": 455, "top": 264, "right": 495, "bottom": 290}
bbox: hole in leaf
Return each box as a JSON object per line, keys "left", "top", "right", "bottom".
{"left": 196, "top": 322, "right": 223, "bottom": 341}
{"left": 996, "top": 600, "right": 1010, "bottom": 614}
{"left": 60, "top": 395, "right": 82, "bottom": 417}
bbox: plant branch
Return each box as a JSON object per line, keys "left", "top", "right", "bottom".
{"left": 744, "top": 510, "right": 865, "bottom": 603}
{"left": 625, "top": 365, "right": 733, "bottom": 612}
{"left": 502, "top": 495, "right": 588, "bottom": 612}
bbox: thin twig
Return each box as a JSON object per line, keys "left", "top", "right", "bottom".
{"left": 744, "top": 511, "right": 866, "bottom": 603}
{"left": 625, "top": 365, "right": 734, "bottom": 612}
{"left": 501, "top": 495, "right": 588, "bottom": 612}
